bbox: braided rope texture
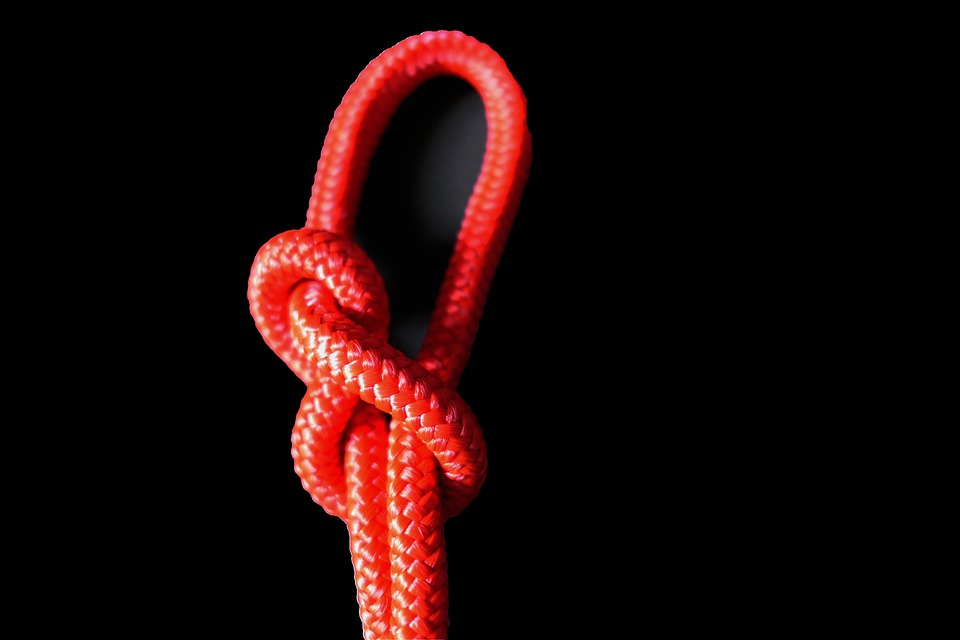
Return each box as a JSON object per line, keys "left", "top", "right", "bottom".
{"left": 248, "top": 30, "right": 531, "bottom": 639}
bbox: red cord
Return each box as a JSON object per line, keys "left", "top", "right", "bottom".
{"left": 248, "top": 30, "right": 531, "bottom": 639}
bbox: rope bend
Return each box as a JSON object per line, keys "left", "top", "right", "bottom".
{"left": 248, "top": 30, "right": 531, "bottom": 639}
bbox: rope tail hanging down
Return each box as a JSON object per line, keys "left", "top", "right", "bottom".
{"left": 247, "top": 30, "right": 532, "bottom": 639}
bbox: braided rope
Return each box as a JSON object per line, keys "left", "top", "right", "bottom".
{"left": 248, "top": 30, "right": 531, "bottom": 639}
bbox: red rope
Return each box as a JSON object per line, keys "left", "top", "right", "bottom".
{"left": 248, "top": 30, "right": 531, "bottom": 639}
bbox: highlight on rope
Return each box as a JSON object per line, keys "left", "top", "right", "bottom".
{"left": 247, "top": 30, "right": 532, "bottom": 639}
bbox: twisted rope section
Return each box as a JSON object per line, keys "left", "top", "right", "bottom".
{"left": 248, "top": 30, "right": 531, "bottom": 639}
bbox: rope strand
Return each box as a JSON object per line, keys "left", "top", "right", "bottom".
{"left": 248, "top": 30, "right": 531, "bottom": 639}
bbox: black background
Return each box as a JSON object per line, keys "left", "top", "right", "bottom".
{"left": 31, "top": 7, "right": 810, "bottom": 638}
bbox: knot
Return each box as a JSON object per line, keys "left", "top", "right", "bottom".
{"left": 248, "top": 29, "right": 530, "bottom": 639}
{"left": 249, "top": 226, "right": 488, "bottom": 522}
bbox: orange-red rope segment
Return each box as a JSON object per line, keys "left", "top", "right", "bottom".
{"left": 248, "top": 30, "right": 532, "bottom": 639}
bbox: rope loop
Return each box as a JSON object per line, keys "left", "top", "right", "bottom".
{"left": 248, "top": 30, "right": 531, "bottom": 639}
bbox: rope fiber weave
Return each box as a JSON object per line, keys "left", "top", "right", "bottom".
{"left": 247, "top": 30, "right": 531, "bottom": 639}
